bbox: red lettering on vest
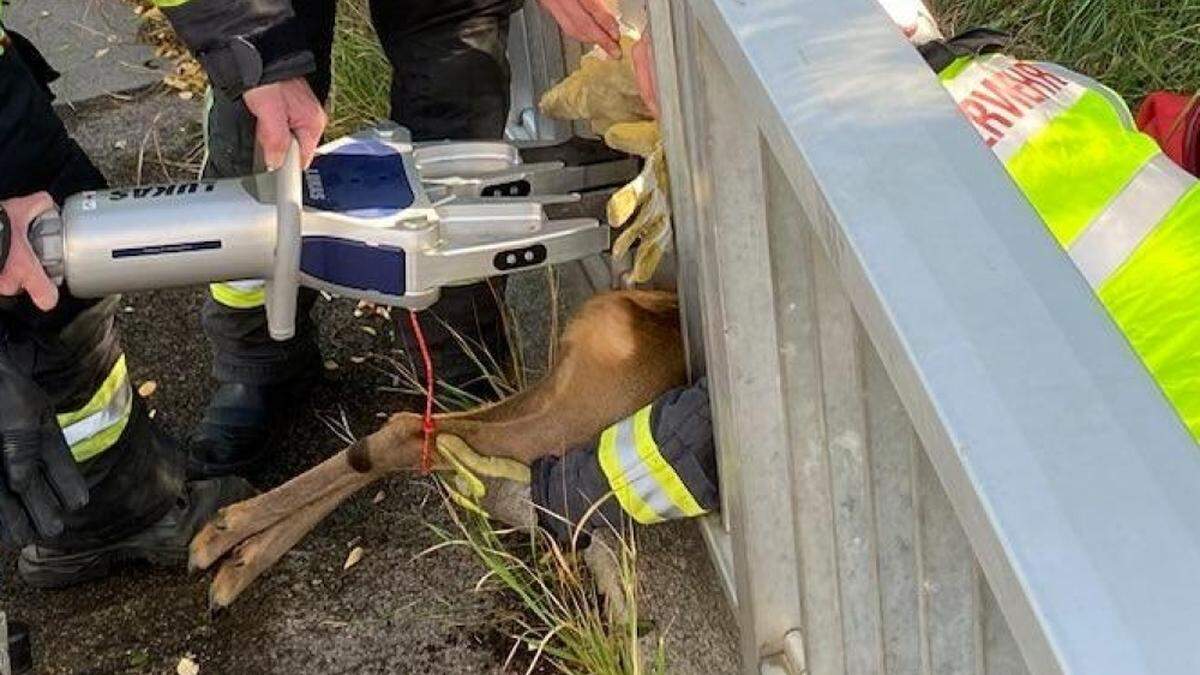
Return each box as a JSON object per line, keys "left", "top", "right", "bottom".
{"left": 959, "top": 98, "right": 1012, "bottom": 147}
{"left": 956, "top": 59, "right": 1074, "bottom": 149}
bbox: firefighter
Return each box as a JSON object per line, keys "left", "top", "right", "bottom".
{"left": 439, "top": 0, "right": 1200, "bottom": 548}
{"left": 0, "top": 19, "right": 254, "bottom": 589}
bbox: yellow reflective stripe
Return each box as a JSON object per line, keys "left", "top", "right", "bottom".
{"left": 598, "top": 421, "right": 662, "bottom": 524}
{"left": 57, "top": 356, "right": 127, "bottom": 428}
{"left": 1098, "top": 184, "right": 1200, "bottom": 441}
{"left": 630, "top": 406, "right": 707, "bottom": 518}
{"left": 55, "top": 356, "right": 133, "bottom": 462}
{"left": 597, "top": 405, "right": 708, "bottom": 525}
{"left": 210, "top": 280, "right": 266, "bottom": 308}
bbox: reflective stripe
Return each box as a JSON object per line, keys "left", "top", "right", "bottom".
{"left": 56, "top": 356, "right": 134, "bottom": 462}
{"left": 597, "top": 405, "right": 708, "bottom": 525}
{"left": 210, "top": 279, "right": 266, "bottom": 308}
{"left": 1069, "top": 154, "right": 1197, "bottom": 289}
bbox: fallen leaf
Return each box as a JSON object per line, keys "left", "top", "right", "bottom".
{"left": 323, "top": 360, "right": 339, "bottom": 371}
{"left": 137, "top": 381, "right": 158, "bottom": 397}
{"left": 177, "top": 655, "right": 200, "bottom": 675}
{"left": 94, "top": 48, "right": 111, "bottom": 59}
{"left": 343, "top": 546, "right": 365, "bottom": 570}
{"left": 350, "top": 356, "right": 366, "bottom": 364}
{"left": 360, "top": 326, "right": 378, "bottom": 336}
{"left": 372, "top": 490, "right": 385, "bottom": 504}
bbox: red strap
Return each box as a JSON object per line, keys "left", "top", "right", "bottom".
{"left": 406, "top": 310, "right": 437, "bottom": 473}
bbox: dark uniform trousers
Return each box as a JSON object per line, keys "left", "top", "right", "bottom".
{"left": 0, "top": 32, "right": 183, "bottom": 551}
{"left": 202, "top": 0, "right": 523, "bottom": 387}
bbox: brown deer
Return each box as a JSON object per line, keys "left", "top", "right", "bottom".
{"left": 189, "top": 289, "right": 688, "bottom": 608}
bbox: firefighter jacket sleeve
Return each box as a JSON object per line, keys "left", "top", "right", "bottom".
{"left": 153, "top": 0, "right": 314, "bottom": 99}
{"left": 530, "top": 377, "right": 719, "bottom": 541}
{"left": 0, "top": 29, "right": 105, "bottom": 204}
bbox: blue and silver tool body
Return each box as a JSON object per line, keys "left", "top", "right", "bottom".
{"left": 35, "top": 124, "right": 625, "bottom": 340}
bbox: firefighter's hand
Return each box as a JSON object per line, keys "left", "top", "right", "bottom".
{"left": 631, "top": 28, "right": 659, "bottom": 118}
{"left": 244, "top": 78, "right": 326, "bottom": 170}
{"left": 436, "top": 434, "right": 535, "bottom": 528}
{"left": 0, "top": 192, "right": 59, "bottom": 312}
{"left": 0, "top": 355, "right": 88, "bottom": 547}
{"left": 539, "top": 0, "right": 620, "bottom": 58}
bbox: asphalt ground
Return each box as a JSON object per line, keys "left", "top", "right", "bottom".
{"left": 0, "top": 88, "right": 739, "bottom": 674}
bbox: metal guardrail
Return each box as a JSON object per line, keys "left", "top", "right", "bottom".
{"left": 649, "top": 1, "right": 1200, "bottom": 674}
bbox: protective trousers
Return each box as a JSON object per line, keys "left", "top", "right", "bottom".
{"left": 0, "top": 32, "right": 182, "bottom": 551}
{"left": 531, "top": 378, "right": 720, "bottom": 541}
{"left": 202, "top": 0, "right": 521, "bottom": 387}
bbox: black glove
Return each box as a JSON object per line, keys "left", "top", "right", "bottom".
{"left": 0, "top": 354, "right": 88, "bottom": 546}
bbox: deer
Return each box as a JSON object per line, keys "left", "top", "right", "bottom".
{"left": 188, "top": 289, "right": 688, "bottom": 608}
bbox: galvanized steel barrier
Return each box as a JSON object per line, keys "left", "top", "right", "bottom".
{"left": 649, "top": 1, "right": 1200, "bottom": 674}
{"left": 508, "top": 1, "right": 1200, "bottom": 673}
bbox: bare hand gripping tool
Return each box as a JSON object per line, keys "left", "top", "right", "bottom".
{"left": 10, "top": 123, "right": 636, "bottom": 340}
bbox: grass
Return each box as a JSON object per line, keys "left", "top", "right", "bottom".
{"left": 329, "top": 0, "right": 392, "bottom": 138}
{"left": 428, "top": 504, "right": 666, "bottom": 675}
{"left": 930, "top": 0, "right": 1200, "bottom": 102}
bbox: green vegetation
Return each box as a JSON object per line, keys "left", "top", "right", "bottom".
{"left": 329, "top": 0, "right": 391, "bottom": 137}
{"left": 931, "top": 0, "right": 1200, "bottom": 102}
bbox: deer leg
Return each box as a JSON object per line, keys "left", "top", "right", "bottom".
{"left": 191, "top": 290, "right": 686, "bottom": 606}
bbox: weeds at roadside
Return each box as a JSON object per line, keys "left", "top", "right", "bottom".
{"left": 931, "top": 0, "right": 1200, "bottom": 102}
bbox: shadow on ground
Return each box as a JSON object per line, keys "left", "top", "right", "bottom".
{"left": 0, "top": 88, "right": 739, "bottom": 675}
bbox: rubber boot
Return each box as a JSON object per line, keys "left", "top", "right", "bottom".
{"left": 7, "top": 620, "right": 32, "bottom": 675}
{"left": 17, "top": 476, "right": 255, "bottom": 589}
{"left": 186, "top": 382, "right": 297, "bottom": 479}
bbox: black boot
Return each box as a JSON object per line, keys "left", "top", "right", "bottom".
{"left": 186, "top": 382, "right": 295, "bottom": 479}
{"left": 7, "top": 620, "right": 32, "bottom": 675}
{"left": 18, "top": 477, "right": 255, "bottom": 589}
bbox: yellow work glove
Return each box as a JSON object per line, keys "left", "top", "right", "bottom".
{"left": 540, "top": 36, "right": 651, "bottom": 134}
{"left": 541, "top": 36, "right": 672, "bottom": 284}
{"left": 607, "top": 137, "right": 670, "bottom": 283}
{"left": 436, "top": 434, "right": 536, "bottom": 528}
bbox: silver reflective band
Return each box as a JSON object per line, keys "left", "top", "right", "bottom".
{"left": 1068, "top": 154, "right": 1197, "bottom": 289}
{"left": 62, "top": 374, "right": 133, "bottom": 448}
{"left": 608, "top": 417, "right": 687, "bottom": 521}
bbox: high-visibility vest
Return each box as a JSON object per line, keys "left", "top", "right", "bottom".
{"left": 942, "top": 53, "right": 1200, "bottom": 438}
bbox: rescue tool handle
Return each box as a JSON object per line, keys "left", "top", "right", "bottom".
{"left": 264, "top": 139, "right": 303, "bottom": 341}
{"left": 0, "top": 207, "right": 63, "bottom": 286}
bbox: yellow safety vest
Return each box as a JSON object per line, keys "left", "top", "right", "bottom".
{"left": 943, "top": 54, "right": 1200, "bottom": 439}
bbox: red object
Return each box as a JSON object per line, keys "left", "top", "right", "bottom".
{"left": 406, "top": 310, "right": 437, "bottom": 474}
{"left": 1136, "top": 92, "right": 1200, "bottom": 176}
